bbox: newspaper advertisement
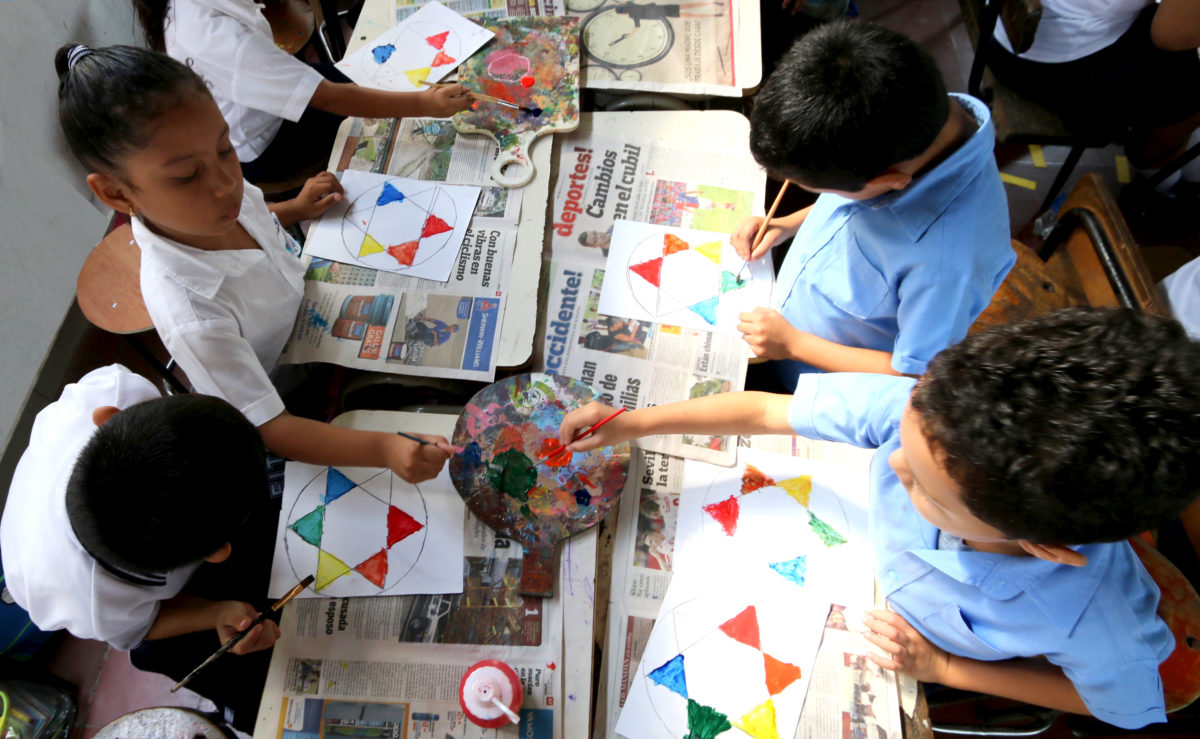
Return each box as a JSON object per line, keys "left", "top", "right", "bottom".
{"left": 540, "top": 132, "right": 765, "bottom": 466}
{"left": 597, "top": 442, "right": 882, "bottom": 738}
{"left": 255, "top": 509, "right": 564, "bottom": 738}
{"left": 395, "top": 0, "right": 547, "bottom": 23}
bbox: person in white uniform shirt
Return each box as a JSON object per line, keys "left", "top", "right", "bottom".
{"left": 132, "top": 0, "right": 470, "bottom": 182}
{"left": 56, "top": 44, "right": 452, "bottom": 483}
{"left": 988, "top": 0, "right": 1200, "bottom": 190}
{"left": 0, "top": 365, "right": 281, "bottom": 730}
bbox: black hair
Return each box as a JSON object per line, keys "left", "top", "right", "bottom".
{"left": 54, "top": 43, "right": 208, "bottom": 173}
{"left": 749, "top": 21, "right": 950, "bottom": 191}
{"left": 66, "top": 394, "right": 267, "bottom": 575}
{"left": 911, "top": 308, "right": 1200, "bottom": 545}
{"left": 131, "top": 0, "right": 170, "bottom": 53}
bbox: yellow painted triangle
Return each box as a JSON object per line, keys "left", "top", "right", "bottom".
{"left": 777, "top": 475, "right": 813, "bottom": 508}
{"left": 734, "top": 699, "right": 780, "bottom": 739}
{"left": 694, "top": 241, "right": 723, "bottom": 264}
{"left": 316, "top": 550, "right": 352, "bottom": 590}
{"left": 405, "top": 67, "right": 432, "bottom": 88}
{"left": 359, "top": 233, "right": 384, "bottom": 257}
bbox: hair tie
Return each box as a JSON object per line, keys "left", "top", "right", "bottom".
{"left": 66, "top": 45, "right": 94, "bottom": 71}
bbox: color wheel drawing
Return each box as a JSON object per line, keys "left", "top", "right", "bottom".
{"left": 280, "top": 466, "right": 430, "bottom": 597}
{"left": 340, "top": 179, "right": 460, "bottom": 272}
{"left": 699, "top": 463, "right": 849, "bottom": 551}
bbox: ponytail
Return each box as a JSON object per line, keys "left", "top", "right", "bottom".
{"left": 132, "top": 0, "right": 171, "bottom": 53}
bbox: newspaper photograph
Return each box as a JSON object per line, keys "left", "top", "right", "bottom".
{"left": 256, "top": 510, "right": 565, "bottom": 739}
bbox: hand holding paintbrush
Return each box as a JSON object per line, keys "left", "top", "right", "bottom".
{"left": 736, "top": 179, "right": 791, "bottom": 281}
{"left": 420, "top": 79, "right": 543, "bottom": 117}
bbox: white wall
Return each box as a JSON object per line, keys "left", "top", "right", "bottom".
{"left": 0, "top": 0, "right": 139, "bottom": 453}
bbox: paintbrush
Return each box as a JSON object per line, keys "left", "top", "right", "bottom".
{"left": 738, "top": 179, "right": 791, "bottom": 281}
{"left": 397, "top": 431, "right": 463, "bottom": 454}
{"left": 538, "top": 407, "right": 628, "bottom": 461}
{"left": 420, "top": 80, "right": 543, "bottom": 117}
{"left": 170, "top": 574, "right": 314, "bottom": 693}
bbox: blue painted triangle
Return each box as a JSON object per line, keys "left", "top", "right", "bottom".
{"left": 324, "top": 468, "right": 356, "bottom": 504}
{"left": 688, "top": 296, "right": 719, "bottom": 325}
{"left": 769, "top": 555, "right": 807, "bottom": 587}
{"left": 649, "top": 654, "right": 688, "bottom": 698}
{"left": 376, "top": 181, "right": 406, "bottom": 206}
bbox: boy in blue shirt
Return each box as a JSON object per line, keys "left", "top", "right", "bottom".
{"left": 733, "top": 22, "right": 1015, "bottom": 385}
{"left": 558, "top": 308, "right": 1200, "bottom": 728}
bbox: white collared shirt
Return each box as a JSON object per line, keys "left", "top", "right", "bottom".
{"left": 1160, "top": 256, "right": 1200, "bottom": 341}
{"left": 165, "top": 0, "right": 325, "bottom": 160}
{"left": 0, "top": 365, "right": 198, "bottom": 650}
{"left": 136, "top": 181, "right": 305, "bottom": 427}
{"left": 993, "top": 0, "right": 1153, "bottom": 62}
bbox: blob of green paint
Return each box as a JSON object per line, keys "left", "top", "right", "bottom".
{"left": 685, "top": 699, "right": 731, "bottom": 739}
{"left": 808, "top": 510, "right": 847, "bottom": 547}
{"left": 486, "top": 448, "right": 537, "bottom": 501}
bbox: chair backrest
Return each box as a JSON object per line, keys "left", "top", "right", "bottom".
{"left": 1129, "top": 537, "right": 1200, "bottom": 712}
{"left": 75, "top": 223, "right": 154, "bottom": 335}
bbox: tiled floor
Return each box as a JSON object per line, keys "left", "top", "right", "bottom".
{"left": 24, "top": 2, "right": 1199, "bottom": 736}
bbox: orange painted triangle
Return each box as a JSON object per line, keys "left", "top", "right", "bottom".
{"left": 387, "top": 505, "right": 424, "bottom": 548}
{"left": 741, "top": 464, "right": 776, "bottom": 494}
{"left": 425, "top": 31, "right": 449, "bottom": 49}
{"left": 431, "top": 50, "right": 456, "bottom": 67}
{"left": 387, "top": 240, "right": 419, "bottom": 266}
{"left": 354, "top": 548, "right": 389, "bottom": 588}
{"left": 630, "top": 256, "right": 664, "bottom": 287}
{"left": 421, "top": 214, "right": 453, "bottom": 238}
{"left": 718, "top": 605, "right": 761, "bottom": 650}
{"left": 763, "top": 653, "right": 803, "bottom": 695}
{"left": 662, "top": 233, "right": 690, "bottom": 255}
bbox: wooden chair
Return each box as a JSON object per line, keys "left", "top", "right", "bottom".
{"left": 76, "top": 223, "right": 188, "bottom": 394}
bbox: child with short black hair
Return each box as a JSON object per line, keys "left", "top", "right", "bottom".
{"left": 1, "top": 365, "right": 280, "bottom": 730}
{"left": 558, "top": 308, "right": 1200, "bottom": 728}
{"left": 733, "top": 22, "right": 1014, "bottom": 385}
{"left": 54, "top": 44, "right": 451, "bottom": 483}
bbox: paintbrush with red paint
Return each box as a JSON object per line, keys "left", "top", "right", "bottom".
{"left": 420, "top": 80, "right": 543, "bottom": 118}
{"left": 538, "top": 407, "right": 628, "bottom": 462}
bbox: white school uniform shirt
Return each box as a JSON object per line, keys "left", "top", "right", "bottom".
{"left": 136, "top": 181, "right": 306, "bottom": 427}
{"left": 992, "top": 0, "right": 1152, "bottom": 62}
{"left": 1160, "top": 256, "right": 1200, "bottom": 341}
{"left": 165, "top": 0, "right": 325, "bottom": 160}
{"left": 0, "top": 365, "right": 198, "bottom": 650}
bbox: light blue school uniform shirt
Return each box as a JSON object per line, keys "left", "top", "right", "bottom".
{"left": 773, "top": 94, "right": 1015, "bottom": 386}
{"left": 787, "top": 372, "right": 1173, "bottom": 729}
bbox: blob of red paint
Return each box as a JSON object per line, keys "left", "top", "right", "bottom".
{"left": 546, "top": 662, "right": 556, "bottom": 670}
{"left": 520, "top": 75, "right": 535, "bottom": 88}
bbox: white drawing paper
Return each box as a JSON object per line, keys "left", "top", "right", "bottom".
{"left": 269, "top": 461, "right": 465, "bottom": 598}
{"left": 598, "top": 220, "right": 774, "bottom": 336}
{"left": 336, "top": 1, "right": 494, "bottom": 92}
{"left": 303, "top": 171, "right": 481, "bottom": 281}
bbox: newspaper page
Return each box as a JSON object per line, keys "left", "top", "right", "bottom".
{"left": 395, "top": 0, "right": 547, "bottom": 22}
{"left": 540, "top": 132, "right": 765, "bottom": 465}
{"left": 255, "top": 509, "right": 564, "bottom": 738}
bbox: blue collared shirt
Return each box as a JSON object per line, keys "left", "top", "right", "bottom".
{"left": 774, "top": 94, "right": 1015, "bottom": 385}
{"left": 787, "top": 373, "right": 1173, "bottom": 729}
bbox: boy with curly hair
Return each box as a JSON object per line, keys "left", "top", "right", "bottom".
{"left": 558, "top": 308, "right": 1200, "bottom": 728}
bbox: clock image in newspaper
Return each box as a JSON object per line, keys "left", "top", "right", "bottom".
{"left": 581, "top": 5, "right": 676, "bottom": 69}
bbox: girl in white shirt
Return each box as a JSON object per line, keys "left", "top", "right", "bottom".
{"left": 132, "top": 0, "right": 470, "bottom": 182}
{"left": 56, "top": 43, "right": 452, "bottom": 483}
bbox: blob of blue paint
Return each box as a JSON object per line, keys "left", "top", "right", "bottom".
{"left": 371, "top": 44, "right": 396, "bottom": 64}
{"left": 574, "top": 489, "right": 592, "bottom": 506}
{"left": 459, "top": 441, "right": 484, "bottom": 469}
{"left": 376, "top": 181, "right": 406, "bottom": 206}
{"left": 649, "top": 654, "right": 688, "bottom": 698}
{"left": 306, "top": 306, "right": 330, "bottom": 330}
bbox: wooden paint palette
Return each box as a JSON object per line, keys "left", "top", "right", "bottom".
{"left": 449, "top": 373, "right": 629, "bottom": 597}
{"left": 453, "top": 17, "right": 580, "bottom": 188}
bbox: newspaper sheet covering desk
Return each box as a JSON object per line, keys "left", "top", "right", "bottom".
{"left": 539, "top": 131, "right": 768, "bottom": 465}
{"left": 596, "top": 440, "right": 904, "bottom": 739}
{"left": 253, "top": 508, "right": 567, "bottom": 738}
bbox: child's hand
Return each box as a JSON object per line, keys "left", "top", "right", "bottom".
{"left": 291, "top": 172, "right": 344, "bottom": 220}
{"left": 738, "top": 307, "right": 802, "bottom": 359}
{"left": 388, "top": 433, "right": 451, "bottom": 483}
{"left": 732, "top": 215, "right": 788, "bottom": 261}
{"left": 215, "top": 601, "right": 281, "bottom": 655}
{"left": 559, "top": 401, "right": 629, "bottom": 452}
{"left": 420, "top": 84, "right": 472, "bottom": 117}
{"left": 862, "top": 609, "right": 951, "bottom": 683}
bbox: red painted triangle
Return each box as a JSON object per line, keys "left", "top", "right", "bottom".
{"left": 425, "top": 31, "right": 449, "bottom": 49}
{"left": 387, "top": 506, "right": 424, "bottom": 548}
{"left": 354, "top": 548, "right": 389, "bottom": 588}
{"left": 421, "top": 214, "right": 454, "bottom": 238}
{"left": 718, "top": 605, "right": 761, "bottom": 650}
{"left": 387, "top": 240, "right": 419, "bottom": 266}
{"left": 741, "top": 464, "right": 776, "bottom": 494}
{"left": 630, "top": 257, "right": 664, "bottom": 287}
{"left": 431, "top": 50, "right": 456, "bottom": 67}
{"left": 763, "top": 652, "right": 803, "bottom": 695}
{"left": 703, "top": 495, "right": 740, "bottom": 537}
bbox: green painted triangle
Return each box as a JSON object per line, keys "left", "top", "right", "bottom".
{"left": 719, "top": 270, "right": 747, "bottom": 293}
{"left": 288, "top": 505, "right": 325, "bottom": 547}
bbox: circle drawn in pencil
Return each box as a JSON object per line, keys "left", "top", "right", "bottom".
{"left": 339, "top": 180, "right": 460, "bottom": 272}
